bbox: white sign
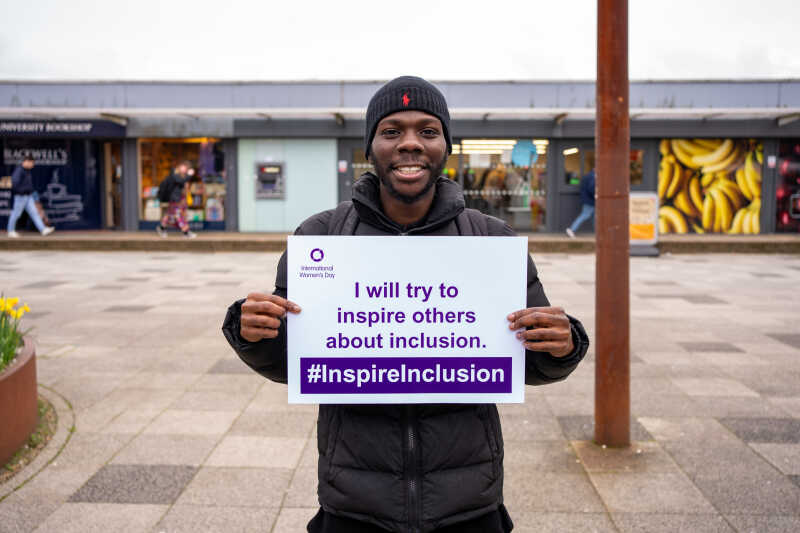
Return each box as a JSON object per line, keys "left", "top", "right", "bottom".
{"left": 287, "top": 236, "right": 527, "bottom": 404}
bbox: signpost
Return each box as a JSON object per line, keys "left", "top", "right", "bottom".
{"left": 595, "top": 0, "right": 631, "bottom": 447}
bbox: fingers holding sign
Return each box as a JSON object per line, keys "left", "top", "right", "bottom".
{"left": 241, "top": 293, "right": 302, "bottom": 342}
{"left": 507, "top": 307, "right": 574, "bottom": 358}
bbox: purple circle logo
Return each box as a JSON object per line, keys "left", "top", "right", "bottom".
{"left": 310, "top": 248, "right": 324, "bottom": 262}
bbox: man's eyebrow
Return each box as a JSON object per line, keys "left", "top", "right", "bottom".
{"left": 377, "top": 118, "right": 441, "bottom": 127}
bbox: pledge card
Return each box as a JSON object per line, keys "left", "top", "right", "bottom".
{"left": 287, "top": 236, "right": 527, "bottom": 404}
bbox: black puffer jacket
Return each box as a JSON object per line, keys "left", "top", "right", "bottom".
{"left": 223, "top": 173, "right": 589, "bottom": 533}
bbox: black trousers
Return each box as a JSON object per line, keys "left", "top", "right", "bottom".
{"left": 307, "top": 505, "right": 514, "bottom": 533}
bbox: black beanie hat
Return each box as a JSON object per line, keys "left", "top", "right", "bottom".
{"left": 365, "top": 76, "right": 452, "bottom": 157}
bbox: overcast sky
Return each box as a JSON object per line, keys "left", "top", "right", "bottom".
{"left": 0, "top": 0, "right": 796, "bottom": 81}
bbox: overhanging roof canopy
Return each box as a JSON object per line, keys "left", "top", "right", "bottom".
{"left": 1, "top": 106, "right": 799, "bottom": 125}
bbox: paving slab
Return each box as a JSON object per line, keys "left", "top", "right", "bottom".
{"left": 32, "top": 503, "right": 167, "bottom": 533}
{"left": 155, "top": 504, "right": 278, "bottom": 532}
{"left": 176, "top": 466, "right": 293, "bottom": 507}
{"left": 68, "top": 464, "right": 197, "bottom": 504}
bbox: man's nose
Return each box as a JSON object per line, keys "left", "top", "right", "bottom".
{"left": 397, "top": 131, "right": 424, "bottom": 152}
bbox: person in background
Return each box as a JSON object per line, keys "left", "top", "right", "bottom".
{"left": 6, "top": 155, "right": 55, "bottom": 238}
{"left": 156, "top": 160, "right": 197, "bottom": 239}
{"left": 566, "top": 167, "right": 595, "bottom": 238}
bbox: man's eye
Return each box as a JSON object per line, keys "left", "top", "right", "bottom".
{"left": 381, "top": 129, "right": 400, "bottom": 136}
{"left": 421, "top": 129, "right": 439, "bottom": 136}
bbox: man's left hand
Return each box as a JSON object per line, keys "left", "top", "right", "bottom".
{"left": 507, "top": 307, "right": 574, "bottom": 358}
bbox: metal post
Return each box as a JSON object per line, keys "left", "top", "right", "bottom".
{"left": 595, "top": 0, "right": 630, "bottom": 447}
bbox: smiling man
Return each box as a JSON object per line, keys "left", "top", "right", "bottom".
{"left": 222, "top": 76, "right": 589, "bottom": 533}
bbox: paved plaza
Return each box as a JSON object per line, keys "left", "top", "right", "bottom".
{"left": 1, "top": 250, "right": 799, "bottom": 532}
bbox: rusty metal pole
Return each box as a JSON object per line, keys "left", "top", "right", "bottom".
{"left": 595, "top": 0, "right": 630, "bottom": 447}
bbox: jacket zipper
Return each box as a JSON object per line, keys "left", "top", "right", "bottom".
{"left": 405, "top": 405, "right": 421, "bottom": 533}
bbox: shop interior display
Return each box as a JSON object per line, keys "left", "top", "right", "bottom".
{"left": 658, "top": 139, "right": 763, "bottom": 234}
{"left": 140, "top": 139, "right": 225, "bottom": 227}
{"left": 776, "top": 140, "right": 800, "bottom": 233}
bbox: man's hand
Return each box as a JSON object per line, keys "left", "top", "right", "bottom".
{"left": 507, "top": 307, "right": 574, "bottom": 358}
{"left": 240, "top": 293, "right": 301, "bottom": 342}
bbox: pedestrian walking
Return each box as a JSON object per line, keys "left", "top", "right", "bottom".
{"left": 6, "top": 155, "right": 55, "bottom": 238}
{"left": 155, "top": 161, "right": 197, "bottom": 238}
{"left": 566, "top": 168, "right": 595, "bottom": 238}
{"left": 222, "top": 76, "right": 589, "bottom": 533}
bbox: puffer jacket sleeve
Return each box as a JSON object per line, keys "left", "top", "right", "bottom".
{"left": 221, "top": 210, "right": 334, "bottom": 383}
{"left": 523, "top": 255, "right": 590, "bottom": 384}
{"left": 498, "top": 224, "right": 590, "bottom": 385}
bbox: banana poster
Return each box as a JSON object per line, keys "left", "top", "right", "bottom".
{"left": 658, "top": 139, "right": 763, "bottom": 234}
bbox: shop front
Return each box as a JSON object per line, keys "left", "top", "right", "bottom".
{"left": 137, "top": 138, "right": 227, "bottom": 231}
{"left": 237, "top": 138, "right": 337, "bottom": 232}
{"left": 776, "top": 138, "right": 800, "bottom": 233}
{"left": 337, "top": 137, "right": 549, "bottom": 233}
{"left": 0, "top": 120, "right": 125, "bottom": 231}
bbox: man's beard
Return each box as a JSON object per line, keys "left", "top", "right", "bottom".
{"left": 374, "top": 155, "right": 447, "bottom": 204}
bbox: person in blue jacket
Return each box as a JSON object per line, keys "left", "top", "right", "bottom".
{"left": 7, "top": 155, "right": 55, "bottom": 238}
{"left": 566, "top": 168, "right": 595, "bottom": 238}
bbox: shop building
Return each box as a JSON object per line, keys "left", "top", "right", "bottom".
{"left": 1, "top": 79, "right": 798, "bottom": 235}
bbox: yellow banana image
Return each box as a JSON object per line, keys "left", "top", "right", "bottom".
{"left": 659, "top": 139, "right": 671, "bottom": 157}
{"left": 703, "top": 143, "right": 743, "bottom": 173}
{"left": 692, "top": 139, "right": 733, "bottom": 167}
{"left": 691, "top": 222, "right": 705, "bottom": 234}
{"left": 689, "top": 176, "right": 704, "bottom": 213}
{"left": 659, "top": 205, "right": 689, "bottom": 234}
{"left": 715, "top": 180, "right": 744, "bottom": 212}
{"left": 659, "top": 216, "right": 670, "bottom": 234}
{"left": 701, "top": 172, "right": 716, "bottom": 188}
{"left": 735, "top": 167, "right": 753, "bottom": 200}
{"left": 658, "top": 156, "right": 674, "bottom": 199}
{"left": 708, "top": 187, "right": 733, "bottom": 232}
{"left": 752, "top": 210, "right": 760, "bottom": 234}
{"left": 671, "top": 140, "right": 702, "bottom": 169}
{"left": 677, "top": 139, "right": 713, "bottom": 158}
{"left": 702, "top": 194, "right": 715, "bottom": 231}
{"left": 665, "top": 165, "right": 686, "bottom": 199}
{"left": 693, "top": 139, "right": 723, "bottom": 150}
{"left": 744, "top": 152, "right": 761, "bottom": 198}
{"left": 756, "top": 145, "right": 763, "bottom": 165}
{"left": 742, "top": 211, "right": 754, "bottom": 234}
{"left": 674, "top": 185, "right": 699, "bottom": 218}
{"left": 729, "top": 208, "right": 747, "bottom": 234}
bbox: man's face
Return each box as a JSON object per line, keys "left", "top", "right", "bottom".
{"left": 177, "top": 164, "right": 188, "bottom": 175}
{"left": 369, "top": 111, "right": 448, "bottom": 204}
{"left": 22, "top": 159, "right": 34, "bottom": 170}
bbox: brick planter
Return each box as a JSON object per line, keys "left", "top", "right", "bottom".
{"left": 0, "top": 337, "right": 38, "bottom": 466}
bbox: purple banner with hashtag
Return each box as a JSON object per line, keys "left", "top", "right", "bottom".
{"left": 299, "top": 357, "right": 512, "bottom": 394}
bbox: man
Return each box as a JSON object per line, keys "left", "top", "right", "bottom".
{"left": 155, "top": 160, "right": 197, "bottom": 238}
{"left": 7, "top": 155, "right": 55, "bottom": 238}
{"left": 222, "top": 76, "right": 589, "bottom": 533}
{"left": 566, "top": 167, "right": 596, "bottom": 238}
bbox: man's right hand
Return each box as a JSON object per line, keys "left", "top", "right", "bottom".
{"left": 240, "top": 293, "right": 301, "bottom": 342}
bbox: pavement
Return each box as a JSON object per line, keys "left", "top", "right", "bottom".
{"left": 0, "top": 250, "right": 799, "bottom": 532}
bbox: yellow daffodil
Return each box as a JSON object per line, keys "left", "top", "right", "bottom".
{"left": 6, "top": 297, "right": 19, "bottom": 308}
{"left": 22, "top": 304, "right": 31, "bottom": 313}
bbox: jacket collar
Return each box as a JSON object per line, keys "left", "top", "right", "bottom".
{"left": 351, "top": 172, "right": 465, "bottom": 234}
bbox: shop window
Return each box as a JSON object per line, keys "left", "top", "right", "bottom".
{"left": 630, "top": 149, "right": 644, "bottom": 185}
{"left": 776, "top": 139, "right": 800, "bottom": 233}
{"left": 657, "top": 138, "right": 762, "bottom": 235}
{"left": 139, "top": 138, "right": 225, "bottom": 230}
{"left": 458, "top": 139, "right": 548, "bottom": 232}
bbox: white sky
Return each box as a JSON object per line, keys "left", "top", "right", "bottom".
{"left": 0, "top": 0, "right": 797, "bottom": 81}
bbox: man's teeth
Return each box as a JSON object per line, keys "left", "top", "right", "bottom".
{"left": 396, "top": 166, "right": 423, "bottom": 174}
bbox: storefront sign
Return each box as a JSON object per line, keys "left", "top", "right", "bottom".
{"left": 287, "top": 236, "right": 527, "bottom": 404}
{"left": 630, "top": 192, "right": 659, "bottom": 245}
{"left": 0, "top": 120, "right": 125, "bottom": 138}
{"left": 3, "top": 147, "right": 68, "bottom": 166}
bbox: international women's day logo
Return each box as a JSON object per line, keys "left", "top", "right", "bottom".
{"left": 299, "top": 247, "right": 335, "bottom": 279}
{"left": 310, "top": 248, "right": 324, "bottom": 262}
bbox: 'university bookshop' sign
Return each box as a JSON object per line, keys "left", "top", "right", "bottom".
{"left": 287, "top": 236, "right": 527, "bottom": 404}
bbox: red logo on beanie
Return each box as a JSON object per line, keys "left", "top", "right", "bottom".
{"left": 402, "top": 93, "right": 410, "bottom": 107}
